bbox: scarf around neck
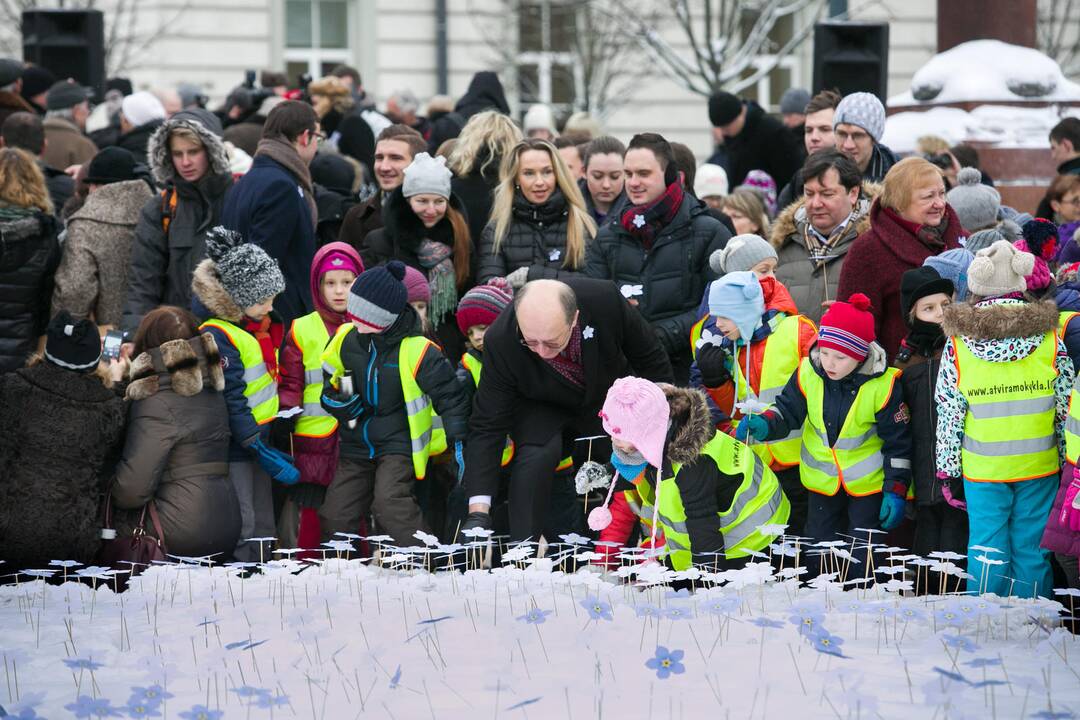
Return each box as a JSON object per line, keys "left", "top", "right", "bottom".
{"left": 243, "top": 315, "right": 283, "bottom": 379}
{"left": 255, "top": 137, "right": 318, "bottom": 230}
{"left": 415, "top": 238, "right": 457, "bottom": 329}
{"left": 621, "top": 181, "right": 684, "bottom": 250}
{"left": 883, "top": 205, "right": 949, "bottom": 251}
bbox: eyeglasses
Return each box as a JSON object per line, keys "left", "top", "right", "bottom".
{"left": 835, "top": 129, "right": 870, "bottom": 144}
{"left": 519, "top": 320, "right": 575, "bottom": 352}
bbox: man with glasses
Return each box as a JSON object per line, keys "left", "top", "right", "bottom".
{"left": 222, "top": 100, "right": 322, "bottom": 327}
{"left": 461, "top": 278, "right": 673, "bottom": 540}
{"left": 832, "top": 92, "right": 898, "bottom": 184}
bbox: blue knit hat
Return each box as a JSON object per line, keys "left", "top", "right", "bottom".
{"left": 923, "top": 248, "right": 974, "bottom": 302}
{"left": 707, "top": 271, "right": 765, "bottom": 343}
{"left": 347, "top": 261, "right": 408, "bottom": 332}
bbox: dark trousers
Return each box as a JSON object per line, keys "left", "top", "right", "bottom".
{"left": 804, "top": 490, "right": 883, "bottom": 577}
{"left": 507, "top": 433, "right": 563, "bottom": 541}
{"left": 775, "top": 467, "right": 807, "bottom": 538}
{"left": 913, "top": 502, "right": 969, "bottom": 593}
{"left": 319, "top": 455, "right": 427, "bottom": 547}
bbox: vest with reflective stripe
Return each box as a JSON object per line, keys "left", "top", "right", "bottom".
{"left": 461, "top": 352, "right": 515, "bottom": 467}
{"left": 954, "top": 332, "right": 1058, "bottom": 483}
{"left": 622, "top": 473, "right": 663, "bottom": 548}
{"left": 797, "top": 357, "right": 898, "bottom": 497}
{"left": 1059, "top": 312, "right": 1080, "bottom": 465}
{"left": 322, "top": 324, "right": 446, "bottom": 479}
{"left": 656, "top": 430, "right": 789, "bottom": 570}
{"left": 200, "top": 318, "right": 279, "bottom": 425}
{"left": 290, "top": 312, "right": 337, "bottom": 438}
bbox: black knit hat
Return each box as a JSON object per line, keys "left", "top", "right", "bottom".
{"left": 708, "top": 91, "right": 742, "bottom": 127}
{"left": 45, "top": 311, "right": 101, "bottom": 372}
{"left": 310, "top": 153, "right": 355, "bottom": 195}
{"left": 900, "top": 266, "right": 954, "bottom": 324}
{"left": 84, "top": 146, "right": 139, "bottom": 185}
{"left": 0, "top": 59, "right": 21, "bottom": 87}
{"left": 347, "top": 261, "right": 408, "bottom": 332}
{"left": 19, "top": 64, "right": 54, "bottom": 98}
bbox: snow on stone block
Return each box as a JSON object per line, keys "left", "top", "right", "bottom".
{"left": 882, "top": 105, "right": 1080, "bottom": 154}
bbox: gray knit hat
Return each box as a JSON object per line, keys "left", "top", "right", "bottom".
{"left": 402, "top": 152, "right": 452, "bottom": 199}
{"left": 205, "top": 226, "right": 286, "bottom": 310}
{"left": 966, "top": 240, "right": 1035, "bottom": 298}
{"left": 710, "top": 234, "right": 777, "bottom": 274}
{"left": 833, "top": 92, "right": 886, "bottom": 143}
{"left": 780, "top": 87, "right": 811, "bottom": 116}
{"left": 946, "top": 167, "right": 1000, "bottom": 233}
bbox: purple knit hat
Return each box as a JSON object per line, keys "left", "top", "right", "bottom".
{"left": 1056, "top": 221, "right": 1080, "bottom": 265}
{"left": 600, "top": 377, "right": 670, "bottom": 469}
{"left": 402, "top": 265, "right": 431, "bottom": 304}
{"left": 739, "top": 170, "right": 778, "bottom": 216}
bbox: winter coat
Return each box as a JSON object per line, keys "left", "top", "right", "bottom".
{"left": 279, "top": 242, "right": 361, "bottom": 486}
{"left": 223, "top": 120, "right": 264, "bottom": 158}
{"left": 837, "top": 199, "right": 966, "bottom": 359}
{"left": 0, "top": 90, "right": 35, "bottom": 129}
{"left": 338, "top": 192, "right": 386, "bottom": 259}
{"left": 112, "top": 334, "right": 241, "bottom": 558}
{"left": 190, "top": 258, "right": 285, "bottom": 460}
{"left": 477, "top": 188, "right": 587, "bottom": 284}
{"left": 0, "top": 362, "right": 126, "bottom": 567}
{"left": 452, "top": 158, "right": 500, "bottom": 266}
{"left": 894, "top": 337, "right": 946, "bottom": 505}
{"left": 0, "top": 208, "right": 60, "bottom": 373}
{"left": 936, "top": 298, "right": 1073, "bottom": 479}
{"left": 335, "top": 108, "right": 377, "bottom": 171}
{"left": 1042, "top": 461, "right": 1080, "bottom": 557}
{"left": 122, "top": 109, "right": 233, "bottom": 333}
{"left": 116, "top": 120, "right": 164, "bottom": 163}
{"left": 769, "top": 183, "right": 879, "bottom": 325}
{"left": 579, "top": 177, "right": 628, "bottom": 228}
{"left": 313, "top": 185, "right": 356, "bottom": 248}
{"left": 221, "top": 151, "right": 317, "bottom": 328}
{"left": 52, "top": 179, "right": 155, "bottom": 329}
{"left": 41, "top": 116, "right": 98, "bottom": 170}
{"left": 584, "top": 195, "right": 731, "bottom": 365}
{"left": 320, "top": 305, "right": 470, "bottom": 461}
{"left": 689, "top": 276, "right": 817, "bottom": 429}
{"left": 427, "top": 110, "right": 465, "bottom": 154}
{"left": 453, "top": 71, "right": 510, "bottom": 120}
{"left": 1036, "top": 156, "right": 1080, "bottom": 220}
{"left": 39, "top": 161, "right": 75, "bottom": 215}
{"left": 720, "top": 101, "right": 803, "bottom": 189}
{"left": 763, "top": 342, "right": 913, "bottom": 493}
{"left": 862, "top": 143, "right": 900, "bottom": 184}
{"left": 1055, "top": 283, "right": 1080, "bottom": 373}
{"left": 463, "top": 277, "right": 674, "bottom": 489}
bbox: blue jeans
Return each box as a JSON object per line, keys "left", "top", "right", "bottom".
{"left": 964, "top": 474, "right": 1057, "bottom": 598}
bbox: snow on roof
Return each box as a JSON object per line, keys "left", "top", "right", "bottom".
{"left": 882, "top": 104, "right": 1080, "bottom": 154}
{"left": 889, "top": 40, "right": 1080, "bottom": 107}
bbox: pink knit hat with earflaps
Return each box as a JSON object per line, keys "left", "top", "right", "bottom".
{"left": 599, "top": 377, "right": 671, "bottom": 469}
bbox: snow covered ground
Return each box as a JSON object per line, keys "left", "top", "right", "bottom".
{"left": 1, "top": 541, "right": 1079, "bottom": 719}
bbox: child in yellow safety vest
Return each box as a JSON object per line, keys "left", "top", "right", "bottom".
{"left": 276, "top": 242, "right": 364, "bottom": 552}
{"left": 691, "top": 269, "right": 816, "bottom": 536}
{"left": 737, "top": 293, "right": 912, "bottom": 569}
{"left": 319, "top": 261, "right": 471, "bottom": 548}
{"left": 935, "top": 241, "right": 1073, "bottom": 597}
{"left": 190, "top": 227, "right": 295, "bottom": 563}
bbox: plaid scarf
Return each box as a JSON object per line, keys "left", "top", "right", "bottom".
{"left": 803, "top": 213, "right": 852, "bottom": 270}
{"left": 542, "top": 323, "right": 584, "bottom": 388}
{"left": 621, "top": 181, "right": 684, "bottom": 250}
{"left": 415, "top": 239, "right": 457, "bottom": 329}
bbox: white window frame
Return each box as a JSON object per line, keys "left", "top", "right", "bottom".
{"left": 282, "top": 0, "right": 353, "bottom": 78}
{"left": 516, "top": 0, "right": 584, "bottom": 115}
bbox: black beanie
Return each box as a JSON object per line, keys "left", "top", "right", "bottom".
{"left": 45, "top": 311, "right": 101, "bottom": 372}
{"left": 84, "top": 146, "right": 139, "bottom": 185}
{"left": 708, "top": 91, "right": 742, "bottom": 127}
{"left": 310, "top": 153, "right": 356, "bottom": 195}
{"left": 347, "top": 261, "right": 408, "bottom": 332}
{"left": 900, "top": 266, "right": 954, "bottom": 324}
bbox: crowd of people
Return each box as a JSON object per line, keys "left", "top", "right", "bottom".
{"left": 3, "top": 55, "right": 1080, "bottom": 600}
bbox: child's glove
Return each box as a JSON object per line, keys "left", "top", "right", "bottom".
{"left": 734, "top": 414, "right": 769, "bottom": 442}
{"left": 322, "top": 387, "right": 364, "bottom": 421}
{"left": 696, "top": 344, "right": 732, "bottom": 388}
{"left": 454, "top": 441, "right": 466, "bottom": 484}
{"left": 878, "top": 484, "right": 907, "bottom": 530}
{"left": 1060, "top": 473, "right": 1080, "bottom": 531}
{"left": 937, "top": 472, "right": 967, "bottom": 511}
{"left": 251, "top": 438, "right": 300, "bottom": 485}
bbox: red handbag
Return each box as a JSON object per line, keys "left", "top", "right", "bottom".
{"left": 98, "top": 494, "right": 168, "bottom": 577}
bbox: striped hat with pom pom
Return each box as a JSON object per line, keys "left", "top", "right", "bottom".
{"left": 818, "top": 293, "right": 875, "bottom": 362}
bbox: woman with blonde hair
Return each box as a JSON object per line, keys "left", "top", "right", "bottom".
{"left": 0, "top": 147, "right": 60, "bottom": 372}
{"left": 721, "top": 188, "right": 770, "bottom": 238}
{"left": 477, "top": 138, "right": 597, "bottom": 286}
{"left": 448, "top": 110, "right": 522, "bottom": 247}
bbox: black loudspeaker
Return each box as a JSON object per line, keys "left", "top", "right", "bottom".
{"left": 22, "top": 10, "right": 106, "bottom": 99}
{"left": 812, "top": 21, "right": 889, "bottom": 102}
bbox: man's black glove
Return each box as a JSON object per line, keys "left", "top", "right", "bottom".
{"left": 270, "top": 414, "right": 297, "bottom": 451}
{"left": 696, "top": 344, "right": 732, "bottom": 388}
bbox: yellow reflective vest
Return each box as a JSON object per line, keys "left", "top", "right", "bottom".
{"left": 289, "top": 312, "right": 337, "bottom": 438}
{"left": 460, "top": 351, "right": 514, "bottom": 467}
{"left": 321, "top": 324, "right": 447, "bottom": 479}
{"left": 656, "top": 430, "right": 789, "bottom": 570}
{"left": 199, "top": 318, "right": 279, "bottom": 425}
{"left": 954, "top": 332, "right": 1059, "bottom": 482}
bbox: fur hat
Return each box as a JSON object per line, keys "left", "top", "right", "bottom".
{"left": 710, "top": 234, "right": 777, "bottom": 274}
{"left": 818, "top": 293, "right": 875, "bottom": 362}
{"left": 967, "top": 240, "right": 1035, "bottom": 298}
{"left": 600, "top": 377, "right": 670, "bottom": 470}
{"left": 946, "top": 167, "right": 1000, "bottom": 233}
{"left": 402, "top": 152, "right": 452, "bottom": 199}
{"left": 204, "top": 226, "right": 285, "bottom": 310}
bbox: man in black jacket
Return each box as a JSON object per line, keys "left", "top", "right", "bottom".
{"left": 707, "top": 91, "right": 802, "bottom": 189}
{"left": 461, "top": 277, "right": 673, "bottom": 540}
{"left": 1037, "top": 118, "right": 1080, "bottom": 219}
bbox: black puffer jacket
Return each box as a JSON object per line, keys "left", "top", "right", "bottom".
{"left": 321, "top": 305, "right": 471, "bottom": 462}
{"left": 122, "top": 109, "right": 233, "bottom": 333}
{"left": 0, "top": 362, "right": 127, "bottom": 567}
{"left": 477, "top": 188, "right": 587, "bottom": 283}
{"left": 112, "top": 334, "right": 242, "bottom": 557}
{"left": 895, "top": 340, "right": 945, "bottom": 505}
{"left": 584, "top": 195, "right": 730, "bottom": 359}
{"left": 0, "top": 208, "right": 60, "bottom": 373}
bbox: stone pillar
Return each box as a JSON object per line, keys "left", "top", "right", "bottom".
{"left": 937, "top": 0, "right": 1037, "bottom": 52}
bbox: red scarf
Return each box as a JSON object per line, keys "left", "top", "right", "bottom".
{"left": 621, "top": 181, "right": 685, "bottom": 250}
{"left": 542, "top": 323, "right": 585, "bottom": 388}
{"left": 243, "top": 315, "right": 284, "bottom": 379}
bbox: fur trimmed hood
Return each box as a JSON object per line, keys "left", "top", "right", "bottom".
{"left": 191, "top": 258, "right": 244, "bottom": 322}
{"left": 662, "top": 385, "right": 714, "bottom": 466}
{"left": 147, "top": 108, "right": 230, "bottom": 186}
{"left": 770, "top": 181, "right": 881, "bottom": 250}
{"left": 126, "top": 333, "right": 225, "bottom": 401}
{"left": 942, "top": 297, "right": 1059, "bottom": 341}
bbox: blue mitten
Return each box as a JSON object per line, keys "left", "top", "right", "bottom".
{"left": 878, "top": 489, "right": 906, "bottom": 531}
{"left": 252, "top": 438, "right": 300, "bottom": 485}
{"left": 735, "top": 414, "right": 769, "bottom": 442}
{"left": 454, "top": 441, "right": 466, "bottom": 484}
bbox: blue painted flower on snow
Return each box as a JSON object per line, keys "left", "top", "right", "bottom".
{"left": 64, "top": 695, "right": 117, "bottom": 718}
{"left": 178, "top": 706, "right": 224, "bottom": 720}
{"left": 63, "top": 658, "right": 104, "bottom": 672}
{"left": 581, "top": 597, "right": 613, "bottom": 621}
{"left": 128, "top": 686, "right": 173, "bottom": 707}
{"left": 645, "top": 646, "right": 685, "bottom": 679}
{"left": 810, "top": 631, "right": 845, "bottom": 657}
{"left": 516, "top": 608, "right": 552, "bottom": 625}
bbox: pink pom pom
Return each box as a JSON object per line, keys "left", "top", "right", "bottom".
{"left": 587, "top": 506, "right": 613, "bottom": 531}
